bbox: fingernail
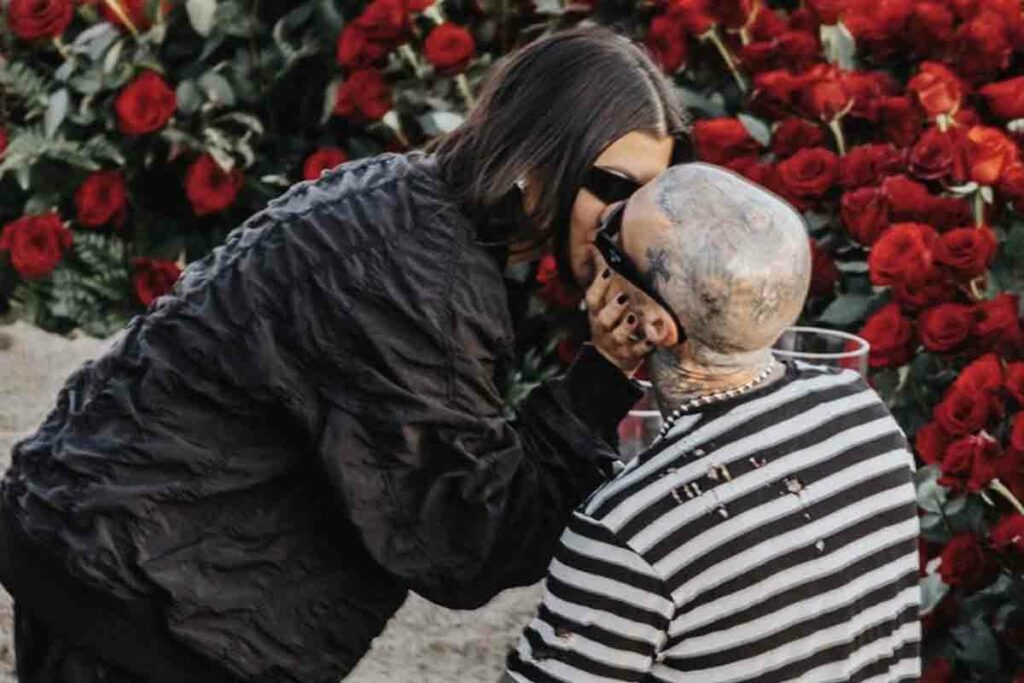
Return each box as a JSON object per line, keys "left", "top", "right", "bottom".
{"left": 626, "top": 314, "right": 637, "bottom": 325}
{"left": 601, "top": 269, "right": 611, "bottom": 279}
{"left": 616, "top": 293, "right": 629, "bottom": 305}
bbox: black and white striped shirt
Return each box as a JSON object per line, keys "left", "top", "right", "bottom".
{"left": 507, "top": 362, "right": 921, "bottom": 682}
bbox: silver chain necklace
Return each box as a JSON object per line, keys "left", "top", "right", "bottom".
{"left": 657, "top": 360, "right": 782, "bottom": 439}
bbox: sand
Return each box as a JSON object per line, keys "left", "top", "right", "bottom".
{"left": 0, "top": 320, "right": 542, "bottom": 681}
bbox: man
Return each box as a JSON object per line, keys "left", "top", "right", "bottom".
{"left": 506, "top": 163, "right": 921, "bottom": 682}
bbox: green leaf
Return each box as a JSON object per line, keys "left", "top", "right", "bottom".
{"left": 675, "top": 86, "right": 728, "bottom": 118}
{"left": 198, "top": 72, "right": 235, "bottom": 107}
{"left": 920, "top": 573, "right": 950, "bottom": 615}
{"left": 186, "top": 0, "right": 218, "bottom": 37}
{"left": 738, "top": 113, "right": 771, "bottom": 147}
{"left": 816, "top": 293, "right": 874, "bottom": 327}
{"left": 819, "top": 22, "right": 857, "bottom": 70}
{"left": 73, "top": 22, "right": 118, "bottom": 61}
{"left": 175, "top": 80, "right": 203, "bottom": 115}
{"left": 68, "top": 70, "right": 103, "bottom": 95}
{"left": 103, "top": 39, "right": 124, "bottom": 75}
{"left": 418, "top": 111, "right": 464, "bottom": 136}
{"left": 44, "top": 89, "right": 70, "bottom": 138}
{"left": 916, "top": 465, "right": 948, "bottom": 514}
{"left": 952, "top": 615, "right": 1001, "bottom": 674}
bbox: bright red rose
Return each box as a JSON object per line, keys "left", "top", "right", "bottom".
{"left": 114, "top": 71, "right": 176, "bottom": 136}
{"left": 908, "top": 127, "right": 965, "bottom": 182}
{"left": 840, "top": 188, "right": 889, "bottom": 245}
{"left": 838, "top": 143, "right": 904, "bottom": 190}
{"left": 939, "top": 532, "right": 998, "bottom": 590}
{"left": 333, "top": 70, "right": 392, "bottom": 122}
{"left": 921, "top": 657, "right": 954, "bottom": 683}
{"left": 905, "top": 2, "right": 955, "bottom": 58}
{"left": 840, "top": 71, "right": 899, "bottom": 121}
{"left": 6, "top": 0, "right": 73, "bottom": 40}
{"left": 916, "top": 422, "right": 951, "bottom": 465}
{"left": 955, "top": 353, "right": 1005, "bottom": 393}
{"left": 424, "top": 23, "right": 475, "bottom": 75}
{"left": 992, "top": 514, "right": 1024, "bottom": 554}
{"left": 940, "top": 432, "right": 1001, "bottom": 492}
{"left": 891, "top": 266, "right": 957, "bottom": 311}
{"left": 666, "top": 0, "right": 714, "bottom": 35}
{"left": 355, "top": 0, "right": 409, "bottom": 44}
{"left": 748, "top": 6, "right": 788, "bottom": 40}
{"left": 1007, "top": 363, "right": 1024, "bottom": 405}
{"left": 336, "top": 25, "right": 390, "bottom": 70}
{"left": 980, "top": 77, "right": 1024, "bottom": 120}
{"left": 878, "top": 96, "right": 922, "bottom": 147}
{"left": 868, "top": 222, "right": 938, "bottom": 287}
{"left": 925, "top": 196, "right": 972, "bottom": 232}
{"left": 907, "top": 62, "right": 964, "bottom": 117}
{"left": 935, "top": 226, "right": 997, "bottom": 280}
{"left": 808, "top": 239, "right": 840, "bottom": 298}
{"left": 1013, "top": 413, "right": 1024, "bottom": 451}
{"left": 0, "top": 213, "right": 73, "bottom": 279}
{"left": 919, "top": 303, "right": 973, "bottom": 352}
{"left": 934, "top": 387, "right": 993, "bottom": 436}
{"left": 771, "top": 118, "right": 826, "bottom": 159}
{"left": 131, "top": 257, "right": 181, "bottom": 307}
{"left": 973, "top": 294, "right": 1020, "bottom": 348}
{"left": 75, "top": 170, "right": 127, "bottom": 228}
{"left": 647, "top": 15, "right": 688, "bottom": 73}
{"left": 966, "top": 126, "right": 1019, "bottom": 186}
{"left": 693, "top": 119, "right": 762, "bottom": 165}
{"left": 536, "top": 254, "right": 580, "bottom": 309}
{"left": 859, "top": 303, "right": 915, "bottom": 368}
{"left": 881, "top": 175, "right": 932, "bottom": 221}
{"left": 184, "top": 155, "right": 243, "bottom": 217}
{"left": 952, "top": 10, "right": 1013, "bottom": 82}
{"left": 302, "top": 147, "right": 349, "bottom": 181}
{"left": 803, "top": 67, "right": 853, "bottom": 121}
{"left": 776, "top": 147, "right": 838, "bottom": 199}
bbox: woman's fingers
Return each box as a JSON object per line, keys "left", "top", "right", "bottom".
{"left": 585, "top": 267, "right": 613, "bottom": 312}
{"left": 610, "top": 312, "right": 640, "bottom": 346}
{"left": 595, "top": 292, "right": 630, "bottom": 331}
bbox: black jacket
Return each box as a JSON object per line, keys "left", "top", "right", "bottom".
{"left": 0, "top": 152, "right": 640, "bottom": 681}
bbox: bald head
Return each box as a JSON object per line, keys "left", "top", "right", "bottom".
{"left": 632, "top": 163, "right": 810, "bottom": 362}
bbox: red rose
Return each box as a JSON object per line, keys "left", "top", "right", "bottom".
{"left": 101, "top": 0, "right": 168, "bottom": 32}
{"left": 921, "top": 657, "right": 954, "bottom": 683}
{"left": 891, "top": 266, "right": 957, "bottom": 311}
{"left": 333, "top": 70, "right": 392, "bottom": 122}
{"left": 647, "top": 15, "right": 688, "bottom": 73}
{"left": 907, "top": 62, "right": 964, "bottom": 117}
{"left": 1007, "top": 362, "right": 1024, "bottom": 405}
{"left": 536, "top": 254, "right": 580, "bottom": 309}
{"left": 131, "top": 257, "right": 181, "bottom": 307}
{"left": 906, "top": 2, "right": 955, "bottom": 58}
{"left": 919, "top": 303, "right": 973, "bottom": 352}
{"left": 803, "top": 67, "right": 853, "bottom": 121}
{"left": 868, "top": 222, "right": 938, "bottom": 287}
{"left": 184, "top": 154, "right": 243, "bottom": 216}
{"left": 858, "top": 303, "right": 915, "bottom": 368}
{"left": 751, "top": 70, "right": 808, "bottom": 118}
{"left": 840, "top": 70, "right": 899, "bottom": 122}
{"left": 776, "top": 147, "right": 837, "bottom": 199}
{"left": 806, "top": 0, "right": 847, "bottom": 25}
{"left": 775, "top": 32, "right": 821, "bottom": 71}
{"left": 74, "top": 170, "right": 127, "bottom": 228}
{"left": 922, "top": 592, "right": 959, "bottom": 633}
{"left": 355, "top": 0, "right": 409, "bottom": 44}
{"left": 952, "top": 10, "right": 1012, "bottom": 82}
{"left": 1001, "top": 164, "right": 1024, "bottom": 202}
{"left": 693, "top": 119, "right": 762, "bottom": 166}
{"left": 114, "top": 71, "right": 177, "bottom": 135}
{"left": 939, "top": 532, "right": 998, "bottom": 590}
{"left": 925, "top": 196, "right": 973, "bottom": 232}
{"left": 808, "top": 239, "right": 840, "bottom": 298}
{"left": 955, "top": 353, "right": 1005, "bottom": 394}
{"left": 881, "top": 175, "right": 932, "bottom": 222}
{"left": 840, "top": 187, "right": 889, "bottom": 245}
{"left": 980, "top": 77, "right": 1024, "bottom": 120}
{"left": 556, "top": 337, "right": 580, "bottom": 366}
{"left": 748, "top": 5, "right": 788, "bottom": 40}
{"left": 0, "top": 128, "right": 7, "bottom": 157}
{"left": 726, "top": 157, "right": 779, "bottom": 190}
{"left": 973, "top": 294, "right": 1020, "bottom": 348}
{"left": 908, "top": 127, "right": 965, "bottom": 182}
{"left": 940, "top": 433, "right": 1001, "bottom": 492}
{"left": 424, "top": 23, "right": 475, "bottom": 75}
{"left": 838, "top": 143, "right": 904, "bottom": 190}
{"left": 666, "top": 0, "right": 714, "bottom": 35}
{"left": 406, "top": 0, "right": 435, "bottom": 11}
{"left": 303, "top": 148, "right": 349, "bottom": 181}
{"left": 771, "top": 118, "right": 826, "bottom": 159}
{"left": 934, "top": 387, "right": 993, "bottom": 436}
{"left": 916, "top": 422, "right": 950, "bottom": 465}
{"left": 336, "top": 25, "right": 390, "bottom": 70}
{"left": 708, "top": 0, "right": 755, "bottom": 29}
{"left": 935, "top": 226, "right": 997, "bottom": 280}
{"left": 992, "top": 514, "right": 1024, "bottom": 554}
{"left": 843, "top": 0, "right": 914, "bottom": 57}
{"left": 878, "top": 96, "right": 922, "bottom": 148}
{"left": 6, "top": 0, "right": 73, "bottom": 40}
{"left": 1013, "top": 413, "right": 1024, "bottom": 451}
{"left": 0, "top": 213, "right": 73, "bottom": 279}
{"left": 966, "top": 126, "right": 1019, "bottom": 186}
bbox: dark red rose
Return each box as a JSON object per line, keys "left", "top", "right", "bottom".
{"left": 666, "top": 0, "right": 714, "bottom": 35}
{"left": 0, "top": 213, "right": 73, "bottom": 279}
{"left": 751, "top": 69, "right": 809, "bottom": 118}
{"left": 336, "top": 25, "right": 390, "bottom": 70}
{"left": 647, "top": 15, "right": 688, "bottom": 73}
{"left": 840, "top": 71, "right": 899, "bottom": 121}
{"left": 806, "top": 0, "right": 848, "bottom": 24}
{"left": 878, "top": 96, "right": 922, "bottom": 148}
{"left": 838, "top": 143, "right": 904, "bottom": 190}
{"left": 980, "top": 76, "right": 1024, "bottom": 120}
{"left": 556, "top": 337, "right": 580, "bottom": 366}
{"left": 707, "top": 0, "right": 756, "bottom": 28}
{"left": 406, "top": 0, "right": 435, "bottom": 11}
{"left": 868, "top": 222, "right": 938, "bottom": 287}
{"left": 536, "top": 254, "right": 580, "bottom": 309}
{"left": 934, "top": 387, "right": 994, "bottom": 436}
{"left": 935, "top": 226, "right": 997, "bottom": 280}
{"left": 771, "top": 118, "right": 826, "bottom": 158}
{"left": 858, "top": 303, "right": 915, "bottom": 368}
{"left": 939, "top": 532, "right": 998, "bottom": 590}
{"left": 694, "top": 119, "right": 762, "bottom": 165}
{"left": 967, "top": 126, "right": 1019, "bottom": 186}
{"left": 843, "top": 0, "right": 914, "bottom": 57}
{"left": 925, "top": 196, "right": 973, "bottom": 231}
{"left": 906, "top": 2, "right": 956, "bottom": 58}
{"left": 1000, "top": 164, "right": 1024, "bottom": 203}
{"left": 1013, "top": 413, "right": 1024, "bottom": 451}
{"left": 788, "top": 7, "right": 820, "bottom": 32}
{"left": 973, "top": 294, "right": 1020, "bottom": 348}
{"left": 803, "top": 66, "right": 853, "bottom": 121}
{"left": 114, "top": 71, "right": 176, "bottom": 136}
{"left": 355, "top": 0, "right": 409, "bottom": 44}
{"left": 891, "top": 266, "right": 957, "bottom": 311}
{"left": 424, "top": 23, "right": 475, "bottom": 75}
{"left": 75, "top": 170, "right": 127, "bottom": 228}
{"left": 6, "top": 0, "right": 73, "bottom": 40}
{"left": 955, "top": 353, "right": 1005, "bottom": 394}
{"left": 916, "top": 422, "right": 951, "bottom": 465}
{"left": 302, "top": 147, "right": 349, "bottom": 181}
{"left": 726, "top": 156, "right": 780, "bottom": 190}
{"left": 919, "top": 303, "right": 973, "bottom": 352}
{"left": 940, "top": 432, "right": 1001, "bottom": 492}
{"left": 953, "top": 107, "right": 983, "bottom": 128}
{"left": 921, "top": 657, "right": 954, "bottom": 683}
{"left": 184, "top": 154, "right": 243, "bottom": 217}
{"left": 907, "top": 62, "right": 965, "bottom": 117}
{"left": 774, "top": 31, "right": 821, "bottom": 72}
{"left": 776, "top": 147, "right": 838, "bottom": 199}
{"left": 809, "top": 239, "right": 840, "bottom": 298}
{"left": 992, "top": 514, "right": 1024, "bottom": 554}
{"left": 333, "top": 69, "right": 392, "bottom": 122}
{"left": 1007, "top": 362, "right": 1024, "bottom": 405}
{"left": 952, "top": 10, "right": 1012, "bottom": 82}
{"left": 131, "top": 257, "right": 181, "bottom": 307}
{"left": 909, "top": 127, "right": 965, "bottom": 182}
{"left": 881, "top": 175, "right": 932, "bottom": 222}
{"left": 748, "top": 6, "right": 788, "bottom": 40}
{"left": 0, "top": 128, "right": 7, "bottom": 157}
{"left": 840, "top": 187, "right": 889, "bottom": 245}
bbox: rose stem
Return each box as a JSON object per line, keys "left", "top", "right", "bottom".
{"left": 991, "top": 478, "right": 1024, "bottom": 517}
{"left": 703, "top": 29, "right": 747, "bottom": 94}
{"left": 828, "top": 118, "right": 847, "bottom": 156}
{"left": 103, "top": 0, "right": 141, "bottom": 38}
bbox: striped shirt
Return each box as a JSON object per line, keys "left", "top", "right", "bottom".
{"left": 506, "top": 361, "right": 921, "bottom": 683}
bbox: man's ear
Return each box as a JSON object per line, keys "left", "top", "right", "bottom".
{"left": 642, "top": 307, "right": 680, "bottom": 349}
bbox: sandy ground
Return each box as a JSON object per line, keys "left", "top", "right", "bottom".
{"left": 0, "top": 320, "right": 541, "bottom": 682}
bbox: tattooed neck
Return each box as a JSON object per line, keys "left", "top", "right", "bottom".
{"left": 650, "top": 346, "right": 779, "bottom": 415}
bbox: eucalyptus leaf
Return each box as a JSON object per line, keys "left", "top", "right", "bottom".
{"left": 418, "top": 111, "right": 464, "bottom": 136}
{"left": 103, "top": 39, "right": 124, "bottom": 75}
{"left": 953, "top": 616, "right": 1001, "bottom": 673}
{"left": 175, "top": 80, "right": 202, "bottom": 115}
{"left": 54, "top": 60, "right": 76, "bottom": 83}
{"left": 738, "top": 113, "right": 771, "bottom": 147}
{"left": 815, "top": 293, "right": 874, "bottom": 327}
{"left": 920, "top": 573, "right": 949, "bottom": 615}
{"left": 44, "top": 89, "right": 70, "bottom": 138}
{"left": 915, "top": 465, "right": 947, "bottom": 514}
{"left": 186, "top": 0, "right": 218, "bottom": 37}
{"left": 819, "top": 22, "right": 856, "bottom": 70}
{"left": 68, "top": 71, "right": 103, "bottom": 95}
{"left": 676, "top": 86, "right": 728, "bottom": 118}
{"left": 198, "top": 72, "right": 235, "bottom": 107}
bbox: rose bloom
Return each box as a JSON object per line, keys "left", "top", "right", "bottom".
{"left": 980, "top": 76, "right": 1024, "bottom": 120}
{"left": 838, "top": 143, "right": 904, "bottom": 190}
{"left": 75, "top": 170, "right": 127, "bottom": 228}
{"left": 132, "top": 257, "right": 181, "bottom": 307}
{"left": 536, "top": 254, "right": 580, "bottom": 310}
{"left": 966, "top": 126, "right": 1019, "bottom": 186}
{"left": 770, "top": 118, "right": 826, "bottom": 159}
{"left": 905, "top": 1, "right": 955, "bottom": 58}
{"left": 952, "top": 10, "right": 1013, "bottom": 82}
{"left": 647, "top": 14, "right": 688, "bottom": 73}
{"left": 1007, "top": 362, "right": 1024, "bottom": 405}
{"left": 333, "top": 70, "right": 392, "bottom": 122}
{"left": 992, "top": 514, "right": 1024, "bottom": 555}
{"left": 751, "top": 70, "right": 809, "bottom": 119}
{"left": 891, "top": 266, "right": 957, "bottom": 312}
{"left": 920, "top": 657, "right": 954, "bottom": 683}
{"left": 925, "top": 196, "right": 972, "bottom": 232}
{"left": 666, "top": 0, "right": 714, "bottom": 36}
{"left": 878, "top": 96, "right": 921, "bottom": 148}
{"left": 115, "top": 71, "right": 177, "bottom": 135}
{"left": 935, "top": 226, "right": 997, "bottom": 280}
{"left": 0, "top": 213, "right": 73, "bottom": 280}
{"left": 303, "top": 148, "right": 349, "bottom": 181}
{"left": 938, "top": 532, "right": 998, "bottom": 591}
{"left": 858, "top": 303, "right": 914, "bottom": 368}
{"left": 868, "top": 222, "right": 938, "bottom": 287}
{"left": 840, "top": 70, "right": 899, "bottom": 121}
{"left": 955, "top": 353, "right": 1005, "bottom": 394}
{"left": 808, "top": 239, "right": 839, "bottom": 298}
{"left": 908, "top": 127, "right": 965, "bottom": 182}
{"left": 424, "top": 23, "right": 475, "bottom": 75}
{"left": 748, "top": 5, "right": 788, "bottom": 40}
{"left": 806, "top": 0, "right": 846, "bottom": 25}
{"left": 336, "top": 25, "right": 390, "bottom": 70}
{"left": 1001, "top": 164, "right": 1024, "bottom": 204}
{"left": 919, "top": 303, "right": 973, "bottom": 353}
{"left": 843, "top": 0, "right": 914, "bottom": 58}
{"left": 6, "top": 0, "right": 73, "bottom": 40}
{"left": 881, "top": 175, "right": 932, "bottom": 222}
{"left": 840, "top": 188, "right": 889, "bottom": 246}
{"left": 940, "top": 432, "right": 1001, "bottom": 492}
{"left": 354, "top": 0, "right": 408, "bottom": 44}
{"left": 708, "top": 0, "right": 756, "bottom": 29}
{"left": 0, "top": 128, "right": 7, "bottom": 157}
{"left": 775, "top": 147, "right": 838, "bottom": 199}
{"left": 693, "top": 119, "right": 762, "bottom": 166}
{"left": 906, "top": 62, "right": 964, "bottom": 117}
{"left": 973, "top": 293, "right": 1020, "bottom": 348}
{"left": 915, "top": 422, "right": 950, "bottom": 465}
{"left": 934, "top": 386, "right": 993, "bottom": 436}
{"left": 1013, "top": 412, "right": 1024, "bottom": 452}
{"left": 185, "top": 155, "right": 244, "bottom": 217}
{"left": 741, "top": 31, "right": 820, "bottom": 74}
{"left": 802, "top": 67, "right": 852, "bottom": 121}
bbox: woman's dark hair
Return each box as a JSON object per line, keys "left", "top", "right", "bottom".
{"left": 434, "top": 25, "right": 689, "bottom": 262}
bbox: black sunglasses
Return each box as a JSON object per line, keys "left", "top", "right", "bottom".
{"left": 583, "top": 166, "right": 642, "bottom": 204}
{"left": 593, "top": 202, "right": 686, "bottom": 345}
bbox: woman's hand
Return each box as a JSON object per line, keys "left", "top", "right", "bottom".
{"left": 584, "top": 261, "right": 652, "bottom": 376}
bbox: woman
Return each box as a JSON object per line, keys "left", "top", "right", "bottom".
{"left": 0, "top": 26, "right": 687, "bottom": 682}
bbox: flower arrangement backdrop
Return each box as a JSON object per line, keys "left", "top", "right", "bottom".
{"left": 2, "top": 0, "right": 1024, "bottom": 678}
